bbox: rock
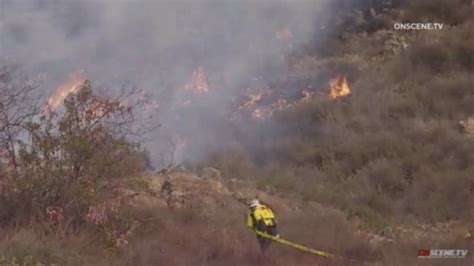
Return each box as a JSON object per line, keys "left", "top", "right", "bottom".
{"left": 200, "top": 167, "right": 221, "bottom": 180}
{"left": 200, "top": 167, "right": 226, "bottom": 193}
{"left": 458, "top": 117, "right": 474, "bottom": 135}
{"left": 160, "top": 178, "right": 172, "bottom": 195}
{"left": 383, "top": 31, "right": 408, "bottom": 55}
{"left": 149, "top": 168, "right": 231, "bottom": 209}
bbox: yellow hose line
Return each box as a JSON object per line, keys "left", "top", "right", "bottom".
{"left": 254, "top": 230, "right": 334, "bottom": 258}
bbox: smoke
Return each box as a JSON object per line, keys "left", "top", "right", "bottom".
{"left": 0, "top": 0, "right": 332, "bottom": 167}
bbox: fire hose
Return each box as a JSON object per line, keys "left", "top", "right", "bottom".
{"left": 253, "top": 229, "right": 334, "bottom": 258}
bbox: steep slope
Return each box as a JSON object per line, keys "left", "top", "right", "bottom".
{"left": 126, "top": 168, "right": 374, "bottom": 265}
{"left": 123, "top": 168, "right": 472, "bottom": 265}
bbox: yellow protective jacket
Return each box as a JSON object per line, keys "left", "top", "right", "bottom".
{"left": 247, "top": 205, "right": 277, "bottom": 229}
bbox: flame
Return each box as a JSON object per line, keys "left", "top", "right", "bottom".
{"left": 233, "top": 86, "right": 317, "bottom": 121}
{"left": 328, "top": 74, "right": 350, "bottom": 99}
{"left": 237, "top": 88, "right": 267, "bottom": 119}
{"left": 184, "top": 67, "right": 209, "bottom": 94}
{"left": 275, "top": 26, "right": 293, "bottom": 41}
{"left": 240, "top": 89, "right": 264, "bottom": 109}
{"left": 47, "top": 70, "right": 86, "bottom": 109}
{"left": 252, "top": 108, "right": 263, "bottom": 119}
{"left": 300, "top": 89, "right": 314, "bottom": 103}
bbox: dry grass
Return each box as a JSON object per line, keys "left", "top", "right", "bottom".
{"left": 207, "top": 1, "right": 474, "bottom": 234}
{"left": 1, "top": 2, "right": 473, "bottom": 265}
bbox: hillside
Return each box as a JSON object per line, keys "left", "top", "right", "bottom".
{"left": 0, "top": 1, "right": 473, "bottom": 265}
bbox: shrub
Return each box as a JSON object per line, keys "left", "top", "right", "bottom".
{"left": 0, "top": 228, "right": 87, "bottom": 266}
{"left": 0, "top": 81, "right": 150, "bottom": 249}
{"left": 205, "top": 150, "right": 256, "bottom": 180}
{"left": 404, "top": 0, "right": 472, "bottom": 25}
{"left": 407, "top": 22, "right": 474, "bottom": 74}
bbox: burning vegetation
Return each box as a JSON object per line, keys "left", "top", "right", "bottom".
{"left": 235, "top": 86, "right": 319, "bottom": 120}
{"left": 275, "top": 26, "right": 293, "bottom": 41}
{"left": 46, "top": 70, "right": 87, "bottom": 110}
{"left": 300, "top": 89, "right": 314, "bottom": 103}
{"left": 184, "top": 67, "right": 209, "bottom": 94}
{"left": 237, "top": 87, "right": 277, "bottom": 120}
{"left": 239, "top": 88, "right": 265, "bottom": 110}
{"left": 1, "top": 1, "right": 473, "bottom": 265}
{"left": 328, "top": 74, "right": 350, "bottom": 99}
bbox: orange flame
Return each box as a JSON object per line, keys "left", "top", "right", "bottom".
{"left": 275, "top": 26, "right": 293, "bottom": 41}
{"left": 237, "top": 88, "right": 267, "bottom": 119}
{"left": 185, "top": 67, "right": 209, "bottom": 94}
{"left": 328, "top": 74, "right": 350, "bottom": 99}
{"left": 240, "top": 89, "right": 264, "bottom": 109}
{"left": 47, "top": 70, "right": 86, "bottom": 109}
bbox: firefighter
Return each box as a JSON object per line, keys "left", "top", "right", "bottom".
{"left": 246, "top": 199, "right": 279, "bottom": 253}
